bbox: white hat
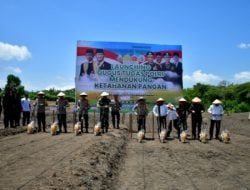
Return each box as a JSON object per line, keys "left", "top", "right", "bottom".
{"left": 138, "top": 97, "right": 145, "bottom": 101}
{"left": 37, "top": 91, "right": 45, "bottom": 95}
{"left": 57, "top": 92, "right": 65, "bottom": 97}
{"left": 213, "top": 99, "right": 222, "bottom": 104}
{"left": 192, "top": 97, "right": 201, "bottom": 103}
{"left": 80, "top": 92, "right": 87, "bottom": 96}
{"left": 156, "top": 98, "right": 164, "bottom": 102}
{"left": 101, "top": 92, "right": 109, "bottom": 97}
{"left": 178, "top": 97, "right": 187, "bottom": 102}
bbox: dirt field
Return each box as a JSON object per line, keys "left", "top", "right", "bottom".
{"left": 0, "top": 112, "right": 249, "bottom": 190}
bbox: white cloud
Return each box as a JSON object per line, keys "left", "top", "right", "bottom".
{"left": 237, "top": 42, "right": 250, "bottom": 49}
{"left": 184, "top": 70, "right": 221, "bottom": 83}
{"left": 45, "top": 84, "right": 75, "bottom": 91}
{"left": 5, "top": 66, "right": 22, "bottom": 74}
{"left": 0, "top": 41, "right": 32, "bottom": 61}
{"left": 234, "top": 71, "right": 250, "bottom": 81}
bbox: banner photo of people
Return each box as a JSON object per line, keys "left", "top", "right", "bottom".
{"left": 75, "top": 41, "right": 183, "bottom": 109}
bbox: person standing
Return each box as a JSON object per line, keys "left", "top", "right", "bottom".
{"left": 166, "top": 104, "right": 180, "bottom": 139}
{"left": 110, "top": 95, "right": 122, "bottom": 129}
{"left": 2, "top": 88, "right": 15, "bottom": 128}
{"left": 33, "top": 91, "right": 48, "bottom": 132}
{"left": 153, "top": 98, "right": 168, "bottom": 132}
{"left": 208, "top": 99, "right": 224, "bottom": 140}
{"left": 56, "top": 92, "right": 69, "bottom": 133}
{"left": 21, "top": 94, "right": 31, "bottom": 126}
{"left": 176, "top": 97, "right": 189, "bottom": 131}
{"left": 189, "top": 97, "right": 205, "bottom": 140}
{"left": 133, "top": 97, "right": 148, "bottom": 132}
{"left": 0, "top": 88, "right": 2, "bottom": 119}
{"left": 171, "top": 52, "right": 183, "bottom": 88}
{"left": 13, "top": 89, "right": 22, "bottom": 127}
{"left": 97, "top": 92, "right": 111, "bottom": 133}
{"left": 77, "top": 92, "right": 90, "bottom": 133}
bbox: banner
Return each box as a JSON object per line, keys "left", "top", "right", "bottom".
{"left": 75, "top": 41, "right": 183, "bottom": 97}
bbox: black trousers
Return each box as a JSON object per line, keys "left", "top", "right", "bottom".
{"left": 58, "top": 114, "right": 67, "bottom": 133}
{"left": 37, "top": 112, "right": 46, "bottom": 132}
{"left": 4, "top": 112, "right": 14, "bottom": 128}
{"left": 157, "top": 116, "right": 167, "bottom": 132}
{"left": 22, "top": 111, "right": 30, "bottom": 126}
{"left": 137, "top": 115, "right": 146, "bottom": 132}
{"left": 179, "top": 117, "right": 188, "bottom": 131}
{"left": 100, "top": 109, "right": 109, "bottom": 133}
{"left": 191, "top": 117, "right": 202, "bottom": 139}
{"left": 167, "top": 119, "right": 180, "bottom": 138}
{"left": 79, "top": 114, "right": 89, "bottom": 132}
{"left": 111, "top": 111, "right": 120, "bottom": 128}
{"left": 14, "top": 112, "right": 21, "bottom": 127}
{"left": 209, "top": 120, "right": 221, "bottom": 139}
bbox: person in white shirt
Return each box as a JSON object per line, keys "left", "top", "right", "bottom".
{"left": 21, "top": 94, "right": 31, "bottom": 126}
{"left": 153, "top": 98, "right": 168, "bottom": 132}
{"left": 208, "top": 99, "right": 224, "bottom": 140}
{"left": 166, "top": 104, "right": 180, "bottom": 140}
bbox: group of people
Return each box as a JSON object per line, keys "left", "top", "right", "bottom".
{"left": 133, "top": 96, "right": 224, "bottom": 141}
{"left": 1, "top": 88, "right": 224, "bottom": 140}
{"left": 79, "top": 49, "right": 183, "bottom": 88}
{"left": 1, "top": 87, "right": 24, "bottom": 128}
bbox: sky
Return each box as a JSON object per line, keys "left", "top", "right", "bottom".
{"left": 0, "top": 0, "right": 250, "bottom": 91}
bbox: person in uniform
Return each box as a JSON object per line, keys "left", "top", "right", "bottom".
{"left": 188, "top": 97, "right": 205, "bottom": 140}
{"left": 33, "top": 91, "right": 48, "bottom": 132}
{"left": 97, "top": 92, "right": 111, "bottom": 133}
{"left": 96, "top": 49, "right": 111, "bottom": 70}
{"left": 56, "top": 92, "right": 69, "bottom": 133}
{"left": 143, "top": 51, "right": 156, "bottom": 70}
{"left": 153, "top": 98, "right": 168, "bottom": 133}
{"left": 166, "top": 104, "right": 180, "bottom": 140}
{"left": 110, "top": 95, "right": 122, "bottom": 129}
{"left": 176, "top": 97, "right": 189, "bottom": 131}
{"left": 77, "top": 92, "right": 90, "bottom": 133}
{"left": 162, "top": 52, "right": 172, "bottom": 71}
{"left": 133, "top": 97, "right": 149, "bottom": 132}
{"left": 21, "top": 94, "right": 31, "bottom": 126}
{"left": 171, "top": 52, "right": 183, "bottom": 88}
{"left": 154, "top": 52, "right": 164, "bottom": 71}
{"left": 208, "top": 99, "right": 224, "bottom": 140}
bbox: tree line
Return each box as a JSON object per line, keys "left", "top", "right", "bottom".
{"left": 1, "top": 75, "right": 249, "bottom": 113}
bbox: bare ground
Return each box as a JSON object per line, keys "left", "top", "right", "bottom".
{"left": 0, "top": 112, "right": 249, "bottom": 190}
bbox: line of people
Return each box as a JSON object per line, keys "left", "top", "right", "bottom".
{"left": 133, "top": 96, "right": 224, "bottom": 141}
{"left": 1, "top": 88, "right": 224, "bottom": 140}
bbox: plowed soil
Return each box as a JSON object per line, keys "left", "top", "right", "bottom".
{"left": 0, "top": 112, "right": 249, "bottom": 190}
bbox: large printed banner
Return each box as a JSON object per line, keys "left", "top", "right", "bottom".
{"left": 75, "top": 41, "right": 183, "bottom": 98}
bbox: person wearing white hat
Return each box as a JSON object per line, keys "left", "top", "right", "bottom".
{"left": 97, "top": 92, "right": 111, "bottom": 133}
{"left": 110, "top": 95, "right": 122, "bottom": 129}
{"left": 33, "top": 91, "right": 48, "bottom": 132}
{"left": 176, "top": 97, "right": 189, "bottom": 131}
{"left": 188, "top": 97, "right": 205, "bottom": 140}
{"left": 153, "top": 98, "right": 168, "bottom": 133}
{"left": 77, "top": 92, "right": 90, "bottom": 133}
{"left": 166, "top": 103, "right": 180, "bottom": 140}
{"left": 56, "top": 92, "right": 69, "bottom": 133}
{"left": 208, "top": 99, "right": 224, "bottom": 140}
{"left": 133, "top": 97, "right": 148, "bottom": 132}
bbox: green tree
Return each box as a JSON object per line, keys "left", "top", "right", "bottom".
{"left": 4, "top": 74, "right": 25, "bottom": 95}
